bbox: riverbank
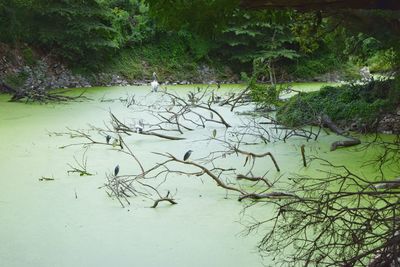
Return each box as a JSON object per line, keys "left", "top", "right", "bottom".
{"left": 0, "top": 42, "right": 353, "bottom": 94}
{"left": 0, "top": 43, "right": 239, "bottom": 93}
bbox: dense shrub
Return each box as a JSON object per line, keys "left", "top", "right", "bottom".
{"left": 276, "top": 79, "right": 399, "bottom": 128}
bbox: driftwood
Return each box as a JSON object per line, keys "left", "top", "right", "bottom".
{"left": 38, "top": 176, "right": 55, "bottom": 181}
{"left": 140, "top": 130, "right": 186, "bottom": 140}
{"left": 236, "top": 174, "right": 272, "bottom": 187}
{"left": 321, "top": 114, "right": 361, "bottom": 151}
{"left": 238, "top": 192, "right": 299, "bottom": 201}
{"left": 10, "top": 88, "right": 89, "bottom": 103}
{"left": 321, "top": 114, "right": 346, "bottom": 135}
{"left": 300, "top": 144, "right": 307, "bottom": 167}
{"left": 330, "top": 137, "right": 361, "bottom": 151}
{"left": 374, "top": 177, "right": 400, "bottom": 189}
{"left": 150, "top": 198, "right": 178, "bottom": 208}
{"left": 1, "top": 77, "right": 88, "bottom": 103}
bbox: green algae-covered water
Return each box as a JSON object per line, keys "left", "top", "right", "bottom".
{"left": 0, "top": 84, "right": 392, "bottom": 267}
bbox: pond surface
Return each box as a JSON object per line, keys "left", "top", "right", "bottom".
{"left": 0, "top": 83, "right": 389, "bottom": 267}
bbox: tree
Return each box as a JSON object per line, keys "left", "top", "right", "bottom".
{"left": 144, "top": 0, "right": 239, "bottom": 35}
{"left": 214, "top": 10, "right": 298, "bottom": 84}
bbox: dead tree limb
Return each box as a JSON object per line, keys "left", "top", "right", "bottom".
{"left": 151, "top": 198, "right": 178, "bottom": 208}
{"left": 234, "top": 147, "right": 280, "bottom": 172}
{"left": 374, "top": 177, "right": 400, "bottom": 189}
{"left": 110, "top": 112, "right": 186, "bottom": 140}
{"left": 236, "top": 174, "right": 272, "bottom": 187}
{"left": 238, "top": 192, "right": 299, "bottom": 201}
{"left": 154, "top": 152, "right": 246, "bottom": 195}
{"left": 321, "top": 114, "right": 361, "bottom": 151}
{"left": 301, "top": 144, "right": 307, "bottom": 167}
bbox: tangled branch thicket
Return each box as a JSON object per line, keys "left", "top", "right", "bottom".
{"left": 55, "top": 85, "right": 399, "bottom": 266}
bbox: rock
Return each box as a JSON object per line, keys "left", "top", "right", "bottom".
{"left": 377, "top": 113, "right": 400, "bottom": 134}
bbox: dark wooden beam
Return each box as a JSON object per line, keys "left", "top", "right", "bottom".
{"left": 240, "top": 0, "right": 400, "bottom": 10}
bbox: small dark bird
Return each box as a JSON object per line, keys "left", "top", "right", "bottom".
{"left": 135, "top": 119, "right": 144, "bottom": 134}
{"left": 106, "top": 135, "right": 111, "bottom": 144}
{"left": 183, "top": 150, "right": 193, "bottom": 161}
{"left": 114, "top": 165, "right": 120, "bottom": 176}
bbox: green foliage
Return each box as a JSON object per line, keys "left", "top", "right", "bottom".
{"left": 242, "top": 71, "right": 286, "bottom": 109}
{"left": 367, "top": 49, "right": 398, "bottom": 73}
{"left": 250, "top": 83, "right": 284, "bottom": 107}
{"left": 291, "top": 12, "right": 324, "bottom": 53}
{"left": 0, "top": 0, "right": 155, "bottom": 67}
{"left": 214, "top": 10, "right": 298, "bottom": 73}
{"left": 0, "top": 0, "right": 34, "bottom": 43}
{"left": 0, "top": 0, "right": 398, "bottom": 84}
{"left": 4, "top": 71, "right": 29, "bottom": 88}
{"left": 22, "top": 47, "right": 37, "bottom": 66}
{"left": 106, "top": 0, "right": 155, "bottom": 44}
{"left": 31, "top": 0, "right": 123, "bottom": 64}
{"left": 145, "top": 0, "right": 239, "bottom": 35}
{"left": 276, "top": 79, "right": 399, "bottom": 128}
{"left": 108, "top": 33, "right": 204, "bottom": 81}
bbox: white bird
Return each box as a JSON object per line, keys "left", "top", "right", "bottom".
{"left": 151, "top": 72, "right": 159, "bottom": 92}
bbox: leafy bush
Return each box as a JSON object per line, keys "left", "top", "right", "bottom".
{"left": 276, "top": 79, "right": 398, "bottom": 128}
{"left": 22, "top": 47, "right": 37, "bottom": 66}
{"left": 107, "top": 33, "right": 211, "bottom": 81}
{"left": 367, "top": 49, "right": 397, "bottom": 73}
{"left": 4, "top": 71, "right": 29, "bottom": 88}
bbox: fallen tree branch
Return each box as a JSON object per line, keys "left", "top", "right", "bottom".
{"left": 236, "top": 174, "right": 272, "bottom": 187}
{"left": 374, "top": 177, "right": 400, "bottom": 189}
{"left": 110, "top": 112, "right": 185, "bottom": 141}
{"left": 151, "top": 198, "right": 178, "bottom": 208}
{"left": 154, "top": 152, "right": 246, "bottom": 195}
{"left": 233, "top": 147, "right": 280, "bottom": 172}
{"left": 238, "top": 192, "right": 299, "bottom": 201}
{"left": 301, "top": 144, "right": 307, "bottom": 167}
{"left": 330, "top": 137, "right": 361, "bottom": 151}
{"left": 321, "top": 114, "right": 361, "bottom": 151}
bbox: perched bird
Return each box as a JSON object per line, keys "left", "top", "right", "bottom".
{"left": 151, "top": 72, "right": 159, "bottom": 92}
{"left": 111, "top": 138, "right": 119, "bottom": 147}
{"left": 135, "top": 119, "right": 144, "bottom": 134}
{"left": 106, "top": 135, "right": 111, "bottom": 144}
{"left": 183, "top": 150, "right": 193, "bottom": 161}
{"left": 135, "top": 124, "right": 143, "bottom": 134}
{"left": 114, "top": 165, "right": 120, "bottom": 176}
